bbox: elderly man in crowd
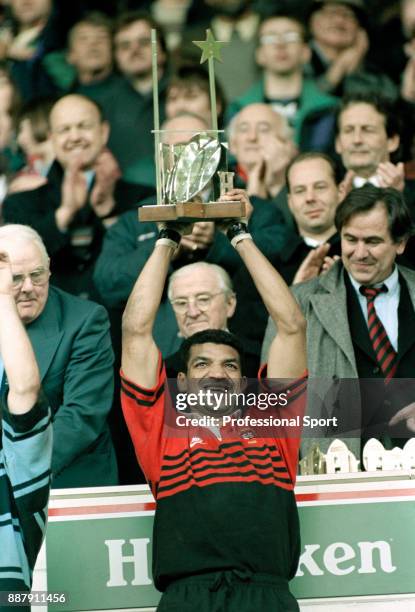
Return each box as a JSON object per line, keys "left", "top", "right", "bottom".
{"left": 263, "top": 185, "right": 415, "bottom": 456}
{"left": 0, "top": 244, "right": 52, "bottom": 611}
{"left": 228, "top": 103, "right": 297, "bottom": 215}
{"left": 0, "top": 223, "right": 117, "bottom": 488}
{"left": 164, "top": 262, "right": 237, "bottom": 376}
{"left": 3, "top": 94, "right": 146, "bottom": 300}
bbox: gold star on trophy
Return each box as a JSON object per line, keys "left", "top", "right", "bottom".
{"left": 192, "top": 30, "right": 226, "bottom": 133}
{"left": 193, "top": 29, "right": 225, "bottom": 64}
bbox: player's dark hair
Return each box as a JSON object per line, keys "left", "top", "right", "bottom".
{"left": 180, "top": 329, "right": 245, "bottom": 375}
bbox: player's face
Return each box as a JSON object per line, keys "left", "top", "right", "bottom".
{"left": 178, "top": 343, "right": 244, "bottom": 416}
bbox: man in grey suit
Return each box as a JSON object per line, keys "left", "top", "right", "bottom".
{"left": 262, "top": 184, "right": 415, "bottom": 453}
{"left": 0, "top": 224, "right": 118, "bottom": 488}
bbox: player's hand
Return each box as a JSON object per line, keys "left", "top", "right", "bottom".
{"left": 157, "top": 220, "right": 194, "bottom": 236}
{"left": 217, "top": 188, "right": 253, "bottom": 231}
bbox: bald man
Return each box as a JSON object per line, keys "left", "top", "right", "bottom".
{"left": 229, "top": 103, "right": 297, "bottom": 203}
{"left": 3, "top": 94, "right": 151, "bottom": 299}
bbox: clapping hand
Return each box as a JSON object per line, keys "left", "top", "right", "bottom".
{"left": 376, "top": 162, "right": 405, "bottom": 192}
{"left": 247, "top": 136, "right": 296, "bottom": 198}
{"left": 293, "top": 244, "right": 340, "bottom": 284}
{"left": 90, "top": 149, "right": 121, "bottom": 217}
{"left": 61, "top": 157, "right": 89, "bottom": 216}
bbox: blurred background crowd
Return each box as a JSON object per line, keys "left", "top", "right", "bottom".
{"left": 1, "top": 0, "right": 415, "bottom": 486}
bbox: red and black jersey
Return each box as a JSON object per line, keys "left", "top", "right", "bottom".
{"left": 121, "top": 354, "right": 307, "bottom": 592}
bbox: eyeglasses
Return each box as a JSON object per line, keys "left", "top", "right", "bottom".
{"left": 170, "top": 291, "right": 225, "bottom": 314}
{"left": 115, "top": 36, "right": 152, "bottom": 51}
{"left": 12, "top": 268, "right": 50, "bottom": 289}
{"left": 259, "top": 31, "right": 302, "bottom": 46}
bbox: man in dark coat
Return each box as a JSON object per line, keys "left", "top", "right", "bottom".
{"left": 3, "top": 94, "right": 151, "bottom": 300}
{"left": 0, "top": 223, "right": 118, "bottom": 488}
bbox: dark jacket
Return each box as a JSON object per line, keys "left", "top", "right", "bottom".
{"left": 26, "top": 286, "right": 118, "bottom": 488}
{"left": 3, "top": 161, "right": 151, "bottom": 299}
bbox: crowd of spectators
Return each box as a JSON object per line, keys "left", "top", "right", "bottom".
{"left": 0, "top": 0, "right": 414, "bottom": 486}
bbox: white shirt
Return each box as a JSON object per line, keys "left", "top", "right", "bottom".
{"left": 303, "top": 236, "right": 325, "bottom": 248}
{"left": 348, "top": 267, "right": 400, "bottom": 351}
{"left": 353, "top": 175, "right": 380, "bottom": 188}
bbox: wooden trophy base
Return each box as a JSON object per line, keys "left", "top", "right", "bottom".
{"left": 138, "top": 200, "right": 246, "bottom": 222}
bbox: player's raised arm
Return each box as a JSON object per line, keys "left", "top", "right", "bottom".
{"left": 221, "top": 190, "right": 307, "bottom": 379}
{"left": 121, "top": 224, "right": 191, "bottom": 387}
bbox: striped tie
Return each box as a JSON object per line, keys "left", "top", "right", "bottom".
{"left": 360, "top": 285, "right": 398, "bottom": 380}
